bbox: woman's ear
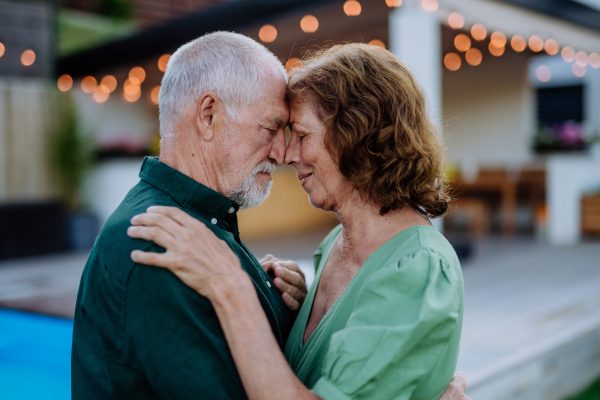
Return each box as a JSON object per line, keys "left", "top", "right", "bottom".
{"left": 195, "top": 92, "right": 219, "bottom": 141}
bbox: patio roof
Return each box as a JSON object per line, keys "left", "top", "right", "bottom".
{"left": 56, "top": 0, "right": 343, "bottom": 78}
{"left": 56, "top": 0, "right": 600, "bottom": 79}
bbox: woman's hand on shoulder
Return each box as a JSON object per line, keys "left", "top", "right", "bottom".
{"left": 127, "top": 206, "right": 250, "bottom": 300}
{"left": 259, "top": 255, "right": 307, "bottom": 312}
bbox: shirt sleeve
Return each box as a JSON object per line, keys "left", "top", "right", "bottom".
{"left": 311, "top": 249, "right": 462, "bottom": 400}
{"left": 125, "top": 253, "right": 247, "bottom": 400}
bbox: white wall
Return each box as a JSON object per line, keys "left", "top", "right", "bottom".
{"left": 73, "top": 86, "right": 157, "bottom": 145}
{"left": 442, "top": 53, "right": 535, "bottom": 168}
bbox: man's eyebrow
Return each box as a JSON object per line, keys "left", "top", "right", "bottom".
{"left": 268, "top": 117, "right": 284, "bottom": 126}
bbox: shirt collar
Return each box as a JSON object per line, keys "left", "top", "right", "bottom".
{"left": 138, "top": 157, "right": 240, "bottom": 230}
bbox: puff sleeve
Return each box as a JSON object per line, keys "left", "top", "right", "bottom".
{"left": 311, "top": 249, "right": 463, "bottom": 400}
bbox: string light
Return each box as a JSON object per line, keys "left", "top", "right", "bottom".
{"left": 369, "top": 39, "right": 385, "bottom": 48}
{"left": 465, "top": 48, "right": 482, "bottom": 66}
{"left": 151, "top": 86, "right": 160, "bottom": 105}
{"left": 422, "top": 0, "right": 438, "bottom": 12}
{"left": 300, "top": 15, "right": 319, "bottom": 33}
{"left": 124, "top": 79, "right": 140, "bottom": 95}
{"left": 343, "top": 1, "right": 361, "bottom": 16}
{"left": 471, "top": 24, "right": 487, "bottom": 41}
{"left": 490, "top": 32, "right": 507, "bottom": 48}
{"left": 489, "top": 42, "right": 505, "bottom": 56}
{"left": 158, "top": 54, "right": 171, "bottom": 72}
{"left": 529, "top": 35, "right": 543, "bottom": 52}
{"left": 124, "top": 91, "right": 141, "bottom": 102}
{"left": 101, "top": 75, "right": 117, "bottom": 93}
{"left": 444, "top": 53, "right": 461, "bottom": 71}
{"left": 285, "top": 58, "right": 303, "bottom": 72}
{"left": 544, "top": 39, "right": 559, "bottom": 55}
{"left": 259, "top": 25, "right": 277, "bottom": 42}
{"left": 0, "top": 43, "right": 4, "bottom": 58}
{"left": 536, "top": 65, "right": 551, "bottom": 82}
{"left": 448, "top": 13, "right": 464, "bottom": 29}
{"left": 21, "top": 50, "right": 35, "bottom": 66}
{"left": 129, "top": 67, "right": 146, "bottom": 85}
{"left": 93, "top": 86, "right": 109, "bottom": 103}
{"left": 454, "top": 34, "right": 471, "bottom": 52}
{"left": 561, "top": 46, "right": 575, "bottom": 62}
{"left": 575, "top": 51, "right": 588, "bottom": 67}
{"left": 590, "top": 53, "right": 600, "bottom": 69}
{"left": 511, "top": 36, "right": 526, "bottom": 52}
{"left": 81, "top": 76, "right": 97, "bottom": 93}
{"left": 57, "top": 75, "right": 73, "bottom": 92}
{"left": 385, "top": 0, "right": 402, "bottom": 7}
{"left": 572, "top": 63, "right": 586, "bottom": 77}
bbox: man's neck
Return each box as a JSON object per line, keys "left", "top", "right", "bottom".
{"left": 159, "top": 136, "right": 224, "bottom": 195}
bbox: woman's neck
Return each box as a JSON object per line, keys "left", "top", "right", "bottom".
{"left": 334, "top": 194, "right": 431, "bottom": 266}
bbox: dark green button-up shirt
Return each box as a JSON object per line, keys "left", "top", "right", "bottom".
{"left": 72, "top": 157, "right": 290, "bottom": 399}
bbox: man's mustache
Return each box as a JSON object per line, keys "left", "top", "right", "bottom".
{"left": 253, "top": 161, "right": 276, "bottom": 175}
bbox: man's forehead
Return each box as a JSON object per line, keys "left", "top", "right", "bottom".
{"left": 262, "top": 106, "right": 289, "bottom": 126}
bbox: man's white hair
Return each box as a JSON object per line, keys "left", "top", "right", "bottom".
{"left": 158, "top": 31, "right": 287, "bottom": 138}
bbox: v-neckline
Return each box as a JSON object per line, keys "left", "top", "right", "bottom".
{"left": 300, "top": 225, "right": 435, "bottom": 352}
{"left": 298, "top": 225, "right": 429, "bottom": 351}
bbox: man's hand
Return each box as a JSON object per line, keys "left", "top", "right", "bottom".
{"left": 439, "top": 371, "right": 471, "bottom": 400}
{"left": 259, "top": 254, "right": 307, "bottom": 312}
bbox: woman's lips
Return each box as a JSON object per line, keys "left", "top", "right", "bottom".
{"left": 298, "top": 173, "right": 312, "bottom": 187}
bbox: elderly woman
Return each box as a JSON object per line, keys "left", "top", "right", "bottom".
{"left": 128, "top": 43, "right": 464, "bottom": 400}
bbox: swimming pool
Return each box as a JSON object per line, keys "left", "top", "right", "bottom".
{"left": 0, "top": 309, "right": 72, "bottom": 400}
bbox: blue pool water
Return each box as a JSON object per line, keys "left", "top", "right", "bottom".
{"left": 0, "top": 309, "right": 72, "bottom": 400}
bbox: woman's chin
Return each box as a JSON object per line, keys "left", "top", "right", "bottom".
{"left": 308, "top": 194, "right": 335, "bottom": 212}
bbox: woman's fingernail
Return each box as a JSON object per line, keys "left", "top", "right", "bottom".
{"left": 130, "top": 250, "right": 138, "bottom": 260}
{"left": 147, "top": 206, "right": 157, "bottom": 212}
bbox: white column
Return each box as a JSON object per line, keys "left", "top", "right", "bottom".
{"left": 389, "top": 2, "right": 442, "bottom": 126}
{"left": 389, "top": 2, "right": 444, "bottom": 230}
{"left": 547, "top": 155, "right": 600, "bottom": 245}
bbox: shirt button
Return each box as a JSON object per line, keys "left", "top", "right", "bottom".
{"left": 266, "top": 281, "right": 272, "bottom": 288}
{"left": 211, "top": 218, "right": 217, "bottom": 225}
{"left": 228, "top": 207, "right": 235, "bottom": 214}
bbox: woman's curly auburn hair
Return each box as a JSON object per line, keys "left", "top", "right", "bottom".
{"left": 286, "top": 43, "right": 451, "bottom": 218}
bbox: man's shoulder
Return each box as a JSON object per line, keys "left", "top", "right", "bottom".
{"left": 90, "top": 181, "right": 178, "bottom": 283}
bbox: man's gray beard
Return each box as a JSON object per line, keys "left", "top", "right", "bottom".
{"left": 227, "top": 161, "right": 276, "bottom": 210}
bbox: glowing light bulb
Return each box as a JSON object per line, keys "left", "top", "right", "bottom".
{"left": 300, "top": 15, "right": 319, "bottom": 33}
{"left": 259, "top": 25, "right": 277, "bottom": 42}
{"left": 444, "top": 53, "right": 461, "bottom": 71}
{"left": 448, "top": 13, "right": 464, "bottom": 29}
{"left": 57, "top": 75, "right": 73, "bottom": 92}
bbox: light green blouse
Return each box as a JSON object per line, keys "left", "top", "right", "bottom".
{"left": 284, "top": 225, "right": 464, "bottom": 400}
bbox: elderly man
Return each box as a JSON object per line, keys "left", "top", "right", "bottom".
{"left": 72, "top": 32, "right": 468, "bottom": 399}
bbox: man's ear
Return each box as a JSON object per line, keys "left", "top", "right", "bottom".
{"left": 195, "top": 92, "right": 219, "bottom": 141}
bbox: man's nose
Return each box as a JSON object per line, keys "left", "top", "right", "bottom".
{"left": 268, "top": 129, "right": 286, "bottom": 166}
{"left": 285, "top": 133, "right": 300, "bottom": 166}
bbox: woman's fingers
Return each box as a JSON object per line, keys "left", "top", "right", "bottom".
{"left": 127, "top": 225, "right": 178, "bottom": 249}
{"left": 131, "top": 249, "right": 176, "bottom": 268}
{"left": 131, "top": 212, "right": 185, "bottom": 237}
{"left": 278, "top": 261, "right": 305, "bottom": 281}
{"left": 259, "top": 254, "right": 277, "bottom": 264}
{"left": 275, "top": 265, "right": 307, "bottom": 291}
{"left": 282, "top": 292, "right": 301, "bottom": 311}
{"left": 274, "top": 277, "right": 303, "bottom": 300}
{"left": 147, "top": 206, "right": 201, "bottom": 228}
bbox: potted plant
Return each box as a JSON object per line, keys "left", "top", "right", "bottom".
{"left": 532, "top": 121, "right": 590, "bottom": 154}
{"left": 48, "top": 97, "right": 99, "bottom": 250}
